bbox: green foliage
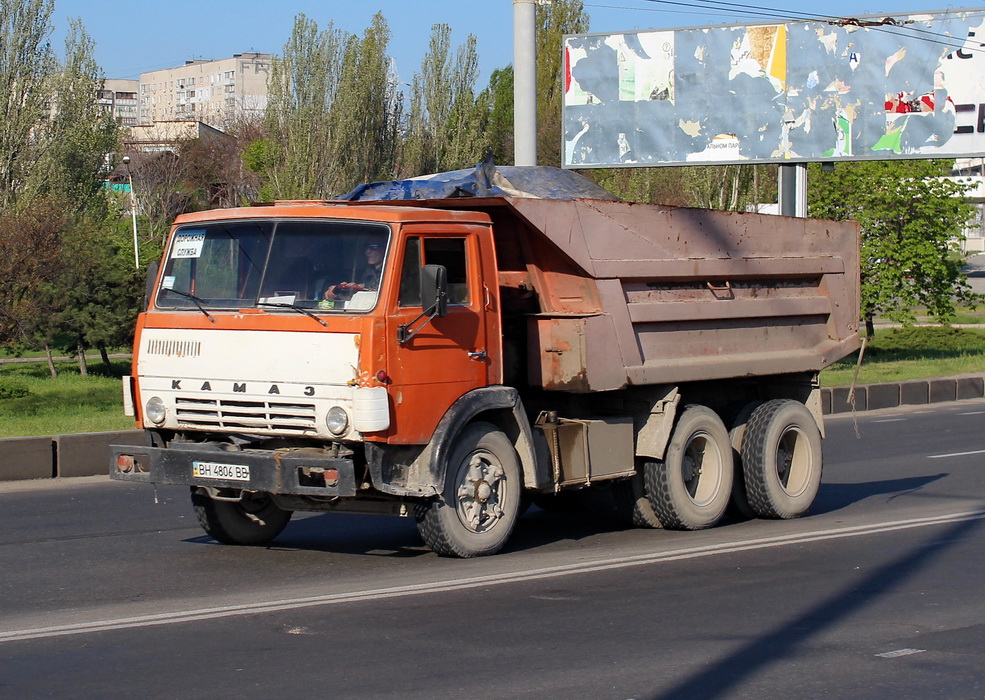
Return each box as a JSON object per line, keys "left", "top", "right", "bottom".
{"left": 536, "top": 0, "right": 589, "bottom": 168}
{"left": 27, "top": 19, "right": 120, "bottom": 213}
{"left": 479, "top": 67, "right": 514, "bottom": 166}
{"left": 865, "top": 326, "right": 985, "bottom": 353}
{"left": 0, "top": 378, "right": 30, "bottom": 399}
{"left": 0, "top": 0, "right": 57, "bottom": 208}
{"left": 403, "top": 24, "right": 485, "bottom": 175}
{"left": 809, "top": 160, "right": 979, "bottom": 330}
{"left": 263, "top": 12, "right": 402, "bottom": 198}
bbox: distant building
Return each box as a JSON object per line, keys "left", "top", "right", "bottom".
{"left": 125, "top": 120, "right": 234, "bottom": 153}
{"left": 98, "top": 79, "right": 139, "bottom": 126}
{"left": 138, "top": 53, "right": 272, "bottom": 128}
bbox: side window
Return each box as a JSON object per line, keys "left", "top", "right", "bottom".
{"left": 398, "top": 238, "right": 422, "bottom": 307}
{"left": 398, "top": 237, "right": 470, "bottom": 307}
{"left": 424, "top": 238, "right": 470, "bottom": 305}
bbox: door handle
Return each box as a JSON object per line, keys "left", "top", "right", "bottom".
{"left": 468, "top": 350, "right": 487, "bottom": 361}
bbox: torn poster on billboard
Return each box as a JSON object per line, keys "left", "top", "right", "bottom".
{"left": 563, "top": 9, "right": 985, "bottom": 167}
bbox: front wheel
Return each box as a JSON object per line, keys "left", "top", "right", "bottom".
{"left": 416, "top": 422, "right": 522, "bottom": 558}
{"left": 191, "top": 488, "right": 293, "bottom": 545}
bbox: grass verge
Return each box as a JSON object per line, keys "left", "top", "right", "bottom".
{"left": 822, "top": 326, "right": 985, "bottom": 387}
{"left": 0, "top": 360, "right": 134, "bottom": 438}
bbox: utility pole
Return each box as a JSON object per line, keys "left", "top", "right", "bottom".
{"left": 123, "top": 156, "right": 140, "bottom": 269}
{"left": 778, "top": 163, "right": 808, "bottom": 217}
{"left": 513, "top": 0, "right": 538, "bottom": 166}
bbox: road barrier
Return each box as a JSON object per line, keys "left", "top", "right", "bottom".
{"left": 0, "top": 430, "right": 143, "bottom": 482}
{"left": 1, "top": 374, "right": 983, "bottom": 482}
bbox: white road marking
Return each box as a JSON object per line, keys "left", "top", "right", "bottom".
{"left": 2, "top": 509, "right": 984, "bottom": 644}
{"left": 873, "top": 418, "right": 907, "bottom": 423}
{"left": 927, "top": 449, "right": 985, "bottom": 459}
{"left": 875, "top": 648, "right": 926, "bottom": 658}
{"left": 958, "top": 411, "right": 985, "bottom": 416}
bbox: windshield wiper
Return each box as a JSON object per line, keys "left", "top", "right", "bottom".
{"left": 161, "top": 288, "right": 216, "bottom": 323}
{"left": 257, "top": 301, "right": 329, "bottom": 327}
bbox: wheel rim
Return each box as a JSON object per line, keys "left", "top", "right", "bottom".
{"left": 454, "top": 450, "right": 509, "bottom": 534}
{"left": 775, "top": 426, "right": 812, "bottom": 497}
{"left": 681, "top": 431, "right": 723, "bottom": 507}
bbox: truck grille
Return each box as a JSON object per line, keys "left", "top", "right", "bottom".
{"left": 175, "top": 396, "right": 317, "bottom": 434}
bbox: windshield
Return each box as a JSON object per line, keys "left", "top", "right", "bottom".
{"left": 157, "top": 219, "right": 391, "bottom": 312}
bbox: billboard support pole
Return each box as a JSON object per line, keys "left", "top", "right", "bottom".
{"left": 779, "top": 163, "right": 808, "bottom": 217}
{"left": 514, "top": 0, "right": 537, "bottom": 166}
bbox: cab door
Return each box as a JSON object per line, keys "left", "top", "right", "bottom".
{"left": 386, "top": 228, "right": 489, "bottom": 443}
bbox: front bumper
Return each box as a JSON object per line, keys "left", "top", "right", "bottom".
{"left": 109, "top": 442, "right": 357, "bottom": 497}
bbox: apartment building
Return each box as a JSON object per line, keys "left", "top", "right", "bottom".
{"left": 98, "top": 79, "right": 139, "bottom": 126}
{"left": 138, "top": 53, "right": 272, "bottom": 128}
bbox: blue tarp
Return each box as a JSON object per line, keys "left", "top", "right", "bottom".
{"left": 337, "top": 157, "right": 620, "bottom": 202}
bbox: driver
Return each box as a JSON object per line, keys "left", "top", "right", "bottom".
{"left": 323, "top": 241, "right": 385, "bottom": 301}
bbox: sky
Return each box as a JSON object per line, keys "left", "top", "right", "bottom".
{"left": 49, "top": 1, "right": 970, "bottom": 86}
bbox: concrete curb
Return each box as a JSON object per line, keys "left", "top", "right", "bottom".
{"left": 820, "top": 374, "right": 985, "bottom": 415}
{"left": 2, "top": 374, "right": 984, "bottom": 482}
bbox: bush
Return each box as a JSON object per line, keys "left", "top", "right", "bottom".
{"left": 0, "top": 379, "right": 30, "bottom": 399}
{"left": 869, "top": 326, "right": 985, "bottom": 354}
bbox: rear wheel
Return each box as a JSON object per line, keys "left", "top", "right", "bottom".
{"left": 416, "top": 422, "right": 522, "bottom": 557}
{"left": 645, "top": 405, "right": 733, "bottom": 530}
{"left": 191, "top": 488, "right": 293, "bottom": 545}
{"left": 727, "top": 401, "right": 763, "bottom": 520}
{"left": 741, "top": 400, "right": 823, "bottom": 519}
{"left": 612, "top": 466, "right": 663, "bottom": 529}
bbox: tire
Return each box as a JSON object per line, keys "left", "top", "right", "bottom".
{"left": 726, "top": 401, "right": 764, "bottom": 520}
{"left": 416, "top": 422, "right": 522, "bottom": 557}
{"left": 191, "top": 488, "right": 293, "bottom": 545}
{"left": 644, "top": 405, "right": 733, "bottom": 531}
{"left": 741, "top": 399, "right": 823, "bottom": 519}
{"left": 612, "top": 467, "right": 663, "bottom": 529}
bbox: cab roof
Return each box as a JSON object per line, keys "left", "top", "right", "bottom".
{"left": 173, "top": 201, "right": 492, "bottom": 226}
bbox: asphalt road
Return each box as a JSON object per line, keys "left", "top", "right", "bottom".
{"left": 2, "top": 400, "right": 985, "bottom": 699}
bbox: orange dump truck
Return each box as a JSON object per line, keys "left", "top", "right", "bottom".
{"left": 110, "top": 166, "right": 860, "bottom": 557}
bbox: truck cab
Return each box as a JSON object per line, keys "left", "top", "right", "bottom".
{"left": 113, "top": 202, "right": 535, "bottom": 557}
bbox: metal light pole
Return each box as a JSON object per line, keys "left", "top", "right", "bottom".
{"left": 123, "top": 155, "right": 139, "bottom": 269}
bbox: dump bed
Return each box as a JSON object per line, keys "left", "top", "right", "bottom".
{"left": 359, "top": 195, "right": 860, "bottom": 392}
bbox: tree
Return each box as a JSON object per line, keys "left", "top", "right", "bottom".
{"left": 258, "top": 12, "right": 401, "bottom": 198}
{"left": 809, "top": 160, "right": 978, "bottom": 335}
{"left": 30, "top": 19, "right": 120, "bottom": 213}
{"left": 479, "top": 66, "right": 514, "bottom": 166}
{"left": 0, "top": 202, "right": 68, "bottom": 362}
{"left": 402, "top": 24, "right": 484, "bottom": 176}
{"left": 0, "top": 0, "right": 57, "bottom": 208}
{"left": 536, "top": 0, "right": 588, "bottom": 167}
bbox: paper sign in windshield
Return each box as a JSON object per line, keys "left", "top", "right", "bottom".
{"left": 172, "top": 230, "right": 206, "bottom": 259}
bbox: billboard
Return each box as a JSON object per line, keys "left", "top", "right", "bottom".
{"left": 563, "top": 8, "right": 985, "bottom": 168}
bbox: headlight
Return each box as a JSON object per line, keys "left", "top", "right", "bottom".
{"left": 326, "top": 406, "right": 349, "bottom": 435}
{"left": 145, "top": 396, "right": 167, "bottom": 424}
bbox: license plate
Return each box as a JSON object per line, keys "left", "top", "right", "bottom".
{"left": 192, "top": 461, "right": 250, "bottom": 482}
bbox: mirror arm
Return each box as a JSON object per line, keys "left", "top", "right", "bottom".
{"left": 397, "top": 302, "right": 439, "bottom": 344}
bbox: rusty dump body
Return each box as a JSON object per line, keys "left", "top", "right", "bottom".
{"left": 353, "top": 195, "right": 862, "bottom": 393}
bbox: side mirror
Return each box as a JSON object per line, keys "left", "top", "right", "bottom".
{"left": 420, "top": 264, "right": 448, "bottom": 318}
{"left": 144, "top": 259, "right": 160, "bottom": 310}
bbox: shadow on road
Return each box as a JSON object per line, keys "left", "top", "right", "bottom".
{"left": 644, "top": 511, "right": 985, "bottom": 700}
{"left": 811, "top": 473, "right": 949, "bottom": 514}
{"left": 179, "top": 475, "right": 951, "bottom": 557}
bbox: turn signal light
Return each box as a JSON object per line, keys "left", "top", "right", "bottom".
{"left": 116, "top": 455, "right": 135, "bottom": 473}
